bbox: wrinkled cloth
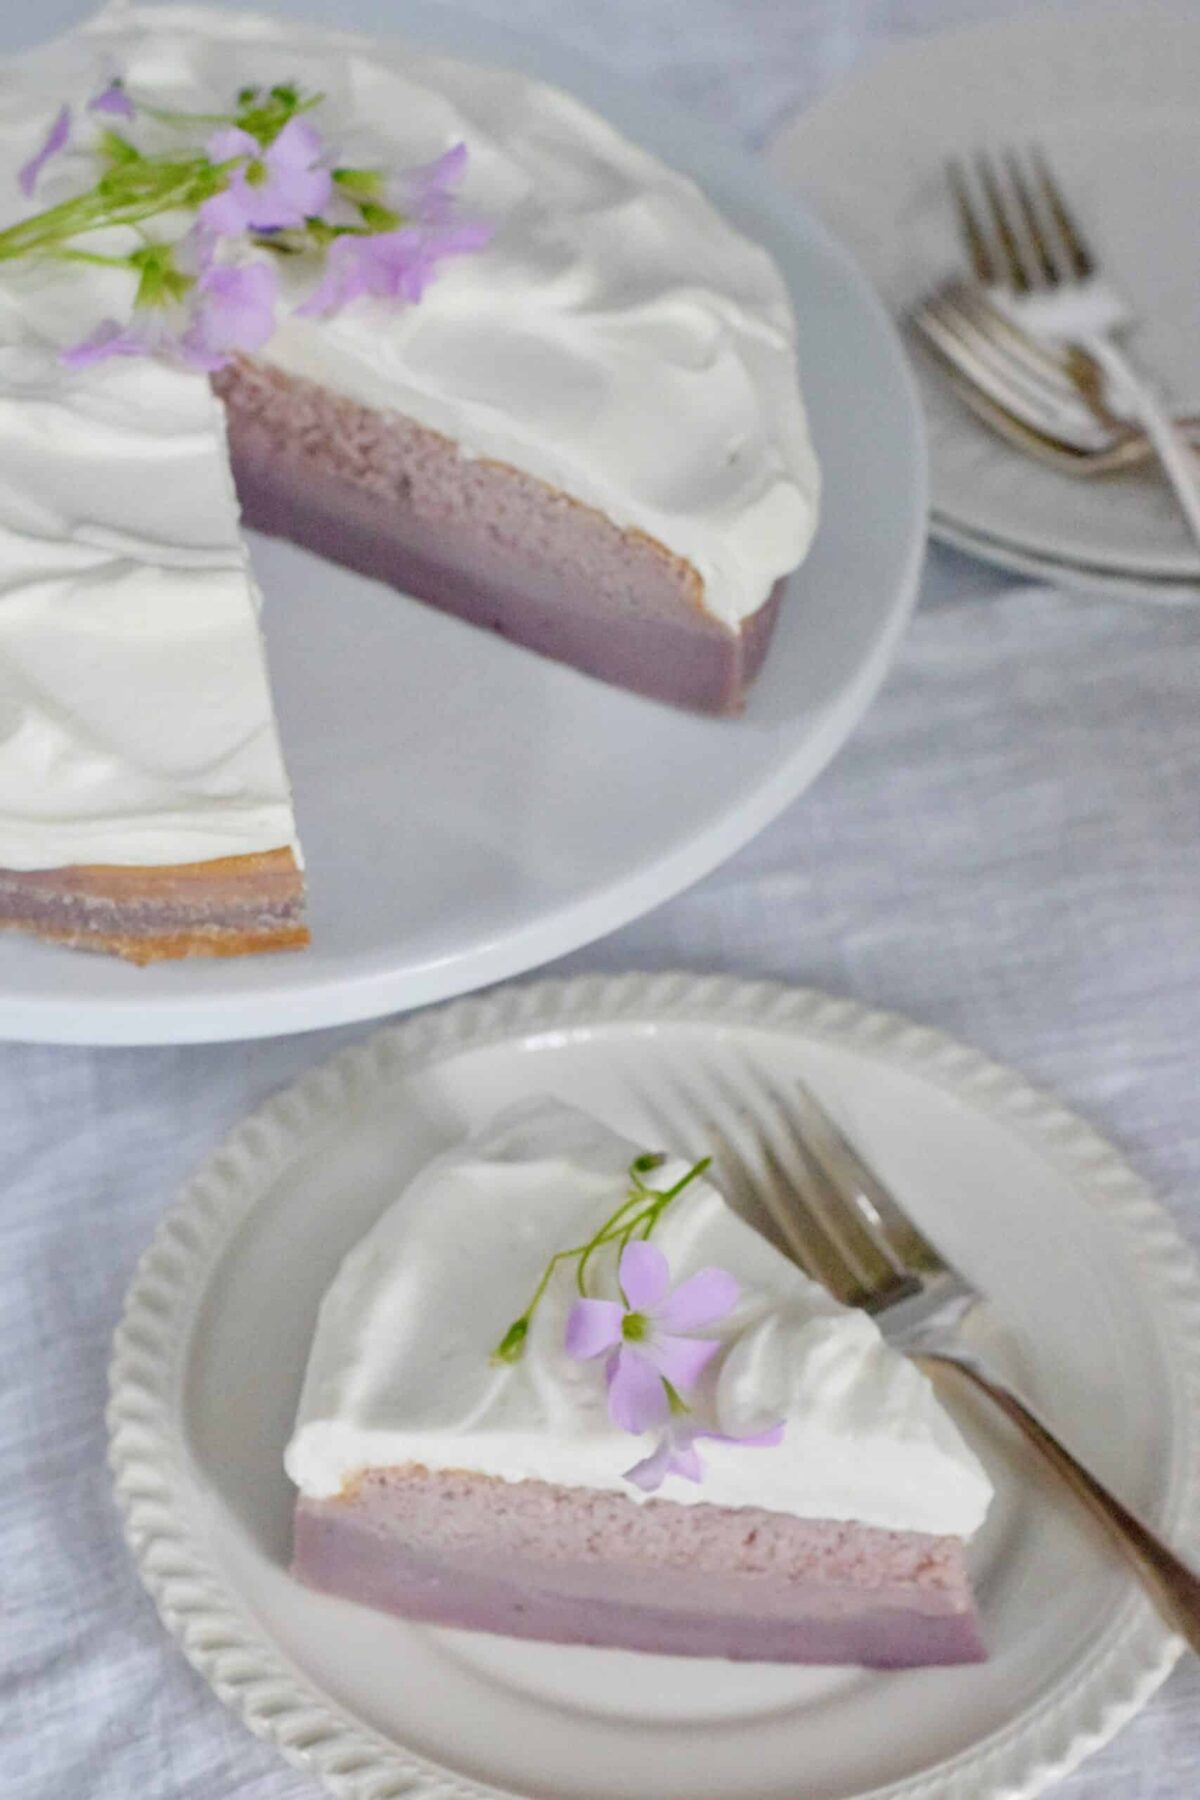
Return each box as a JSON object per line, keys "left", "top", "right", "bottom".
{"left": 4, "top": 0, "right": 1199, "bottom": 1796}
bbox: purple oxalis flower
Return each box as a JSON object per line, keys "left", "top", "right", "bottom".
{"left": 63, "top": 252, "right": 278, "bottom": 374}
{"left": 624, "top": 1418, "right": 785, "bottom": 1494}
{"left": 63, "top": 310, "right": 191, "bottom": 371}
{"left": 297, "top": 217, "right": 491, "bottom": 319}
{"left": 181, "top": 259, "right": 278, "bottom": 369}
{"left": 201, "top": 117, "right": 332, "bottom": 234}
{"left": 298, "top": 142, "right": 490, "bottom": 319}
{"left": 19, "top": 104, "right": 71, "bottom": 198}
{"left": 566, "top": 1241, "right": 739, "bottom": 1435}
{"left": 399, "top": 141, "right": 470, "bottom": 224}
{"left": 89, "top": 80, "right": 135, "bottom": 121}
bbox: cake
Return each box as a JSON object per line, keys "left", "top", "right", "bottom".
{"left": 286, "top": 1101, "right": 992, "bottom": 1666}
{"left": 0, "top": 4, "right": 819, "bottom": 962}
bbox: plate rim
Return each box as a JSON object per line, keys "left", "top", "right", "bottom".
{"left": 0, "top": 4, "right": 927, "bottom": 1049}
{"left": 930, "top": 513, "right": 1200, "bottom": 605}
{"left": 108, "top": 970, "right": 1200, "bottom": 1800}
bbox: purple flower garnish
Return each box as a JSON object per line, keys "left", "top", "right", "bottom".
{"left": 181, "top": 259, "right": 278, "bottom": 369}
{"left": 63, "top": 253, "right": 278, "bottom": 374}
{"left": 19, "top": 104, "right": 71, "bottom": 198}
{"left": 201, "top": 117, "right": 332, "bottom": 234}
{"left": 399, "top": 141, "right": 470, "bottom": 224}
{"left": 297, "top": 140, "right": 490, "bottom": 319}
{"left": 89, "top": 80, "right": 135, "bottom": 121}
{"left": 566, "top": 1242, "right": 739, "bottom": 1435}
{"left": 296, "top": 217, "right": 491, "bottom": 319}
{"left": 624, "top": 1419, "right": 785, "bottom": 1494}
{"left": 62, "top": 311, "right": 186, "bottom": 370}
{"left": 16, "top": 84, "right": 491, "bottom": 376}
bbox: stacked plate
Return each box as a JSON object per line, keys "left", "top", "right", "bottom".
{"left": 768, "top": 2, "right": 1200, "bottom": 601}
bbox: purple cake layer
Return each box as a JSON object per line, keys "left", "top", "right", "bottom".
{"left": 293, "top": 1467, "right": 985, "bottom": 1668}
{"left": 214, "top": 359, "right": 784, "bottom": 715}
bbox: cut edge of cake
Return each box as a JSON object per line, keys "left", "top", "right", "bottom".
{"left": 292, "top": 1463, "right": 986, "bottom": 1668}
{"left": 214, "top": 358, "right": 785, "bottom": 718}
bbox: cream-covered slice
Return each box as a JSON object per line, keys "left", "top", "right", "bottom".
{"left": 0, "top": 23, "right": 299, "bottom": 874}
{"left": 0, "top": 341, "right": 297, "bottom": 870}
{"left": 66, "top": 1, "right": 819, "bottom": 627}
{"left": 287, "top": 1101, "right": 993, "bottom": 1538}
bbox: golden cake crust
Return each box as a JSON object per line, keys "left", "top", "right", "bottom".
{"left": 0, "top": 846, "right": 308, "bottom": 964}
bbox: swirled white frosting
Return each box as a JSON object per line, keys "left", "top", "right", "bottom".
{"left": 287, "top": 1101, "right": 992, "bottom": 1537}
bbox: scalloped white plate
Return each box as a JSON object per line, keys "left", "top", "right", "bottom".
{"left": 109, "top": 974, "right": 1200, "bottom": 1800}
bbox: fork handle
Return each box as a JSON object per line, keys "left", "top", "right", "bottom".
{"left": 918, "top": 1350, "right": 1200, "bottom": 1655}
{"left": 1082, "top": 335, "right": 1200, "bottom": 549}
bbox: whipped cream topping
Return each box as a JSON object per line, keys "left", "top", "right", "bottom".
{"left": 70, "top": 1, "right": 818, "bottom": 628}
{"left": 287, "top": 1102, "right": 993, "bottom": 1538}
{"left": 0, "top": 336, "right": 297, "bottom": 869}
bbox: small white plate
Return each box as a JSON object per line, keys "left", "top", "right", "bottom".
{"left": 934, "top": 514, "right": 1200, "bottom": 606}
{"left": 0, "top": 0, "right": 925, "bottom": 1046}
{"left": 109, "top": 973, "right": 1200, "bottom": 1800}
{"left": 768, "top": 1, "right": 1200, "bottom": 584}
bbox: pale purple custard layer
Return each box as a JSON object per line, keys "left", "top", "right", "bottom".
{"left": 214, "top": 359, "right": 783, "bottom": 716}
{"left": 293, "top": 1467, "right": 985, "bottom": 1667}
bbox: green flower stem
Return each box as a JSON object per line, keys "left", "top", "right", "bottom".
{"left": 576, "top": 1186, "right": 647, "bottom": 1297}
{"left": 491, "top": 1153, "right": 712, "bottom": 1364}
{"left": 238, "top": 89, "right": 323, "bottom": 144}
{"left": 136, "top": 101, "right": 240, "bottom": 128}
{"left": 133, "top": 85, "right": 322, "bottom": 141}
{"left": 0, "top": 156, "right": 233, "bottom": 264}
{"left": 50, "top": 248, "right": 135, "bottom": 269}
{"left": 492, "top": 1237, "right": 601, "bottom": 1364}
{"left": 98, "top": 130, "right": 143, "bottom": 167}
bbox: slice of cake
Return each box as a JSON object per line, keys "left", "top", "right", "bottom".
{"left": 287, "top": 1101, "right": 992, "bottom": 1666}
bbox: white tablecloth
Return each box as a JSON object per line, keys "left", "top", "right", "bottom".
{"left": 6, "top": 1, "right": 1200, "bottom": 1796}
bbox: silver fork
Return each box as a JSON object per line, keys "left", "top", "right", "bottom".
{"left": 912, "top": 278, "right": 1200, "bottom": 477}
{"left": 637, "top": 1062, "right": 1200, "bottom": 1653}
{"left": 950, "top": 149, "right": 1200, "bottom": 545}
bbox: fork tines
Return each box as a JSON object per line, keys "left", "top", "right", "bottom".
{"left": 949, "top": 148, "right": 1095, "bottom": 291}
{"left": 634, "top": 1061, "right": 954, "bottom": 1316}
